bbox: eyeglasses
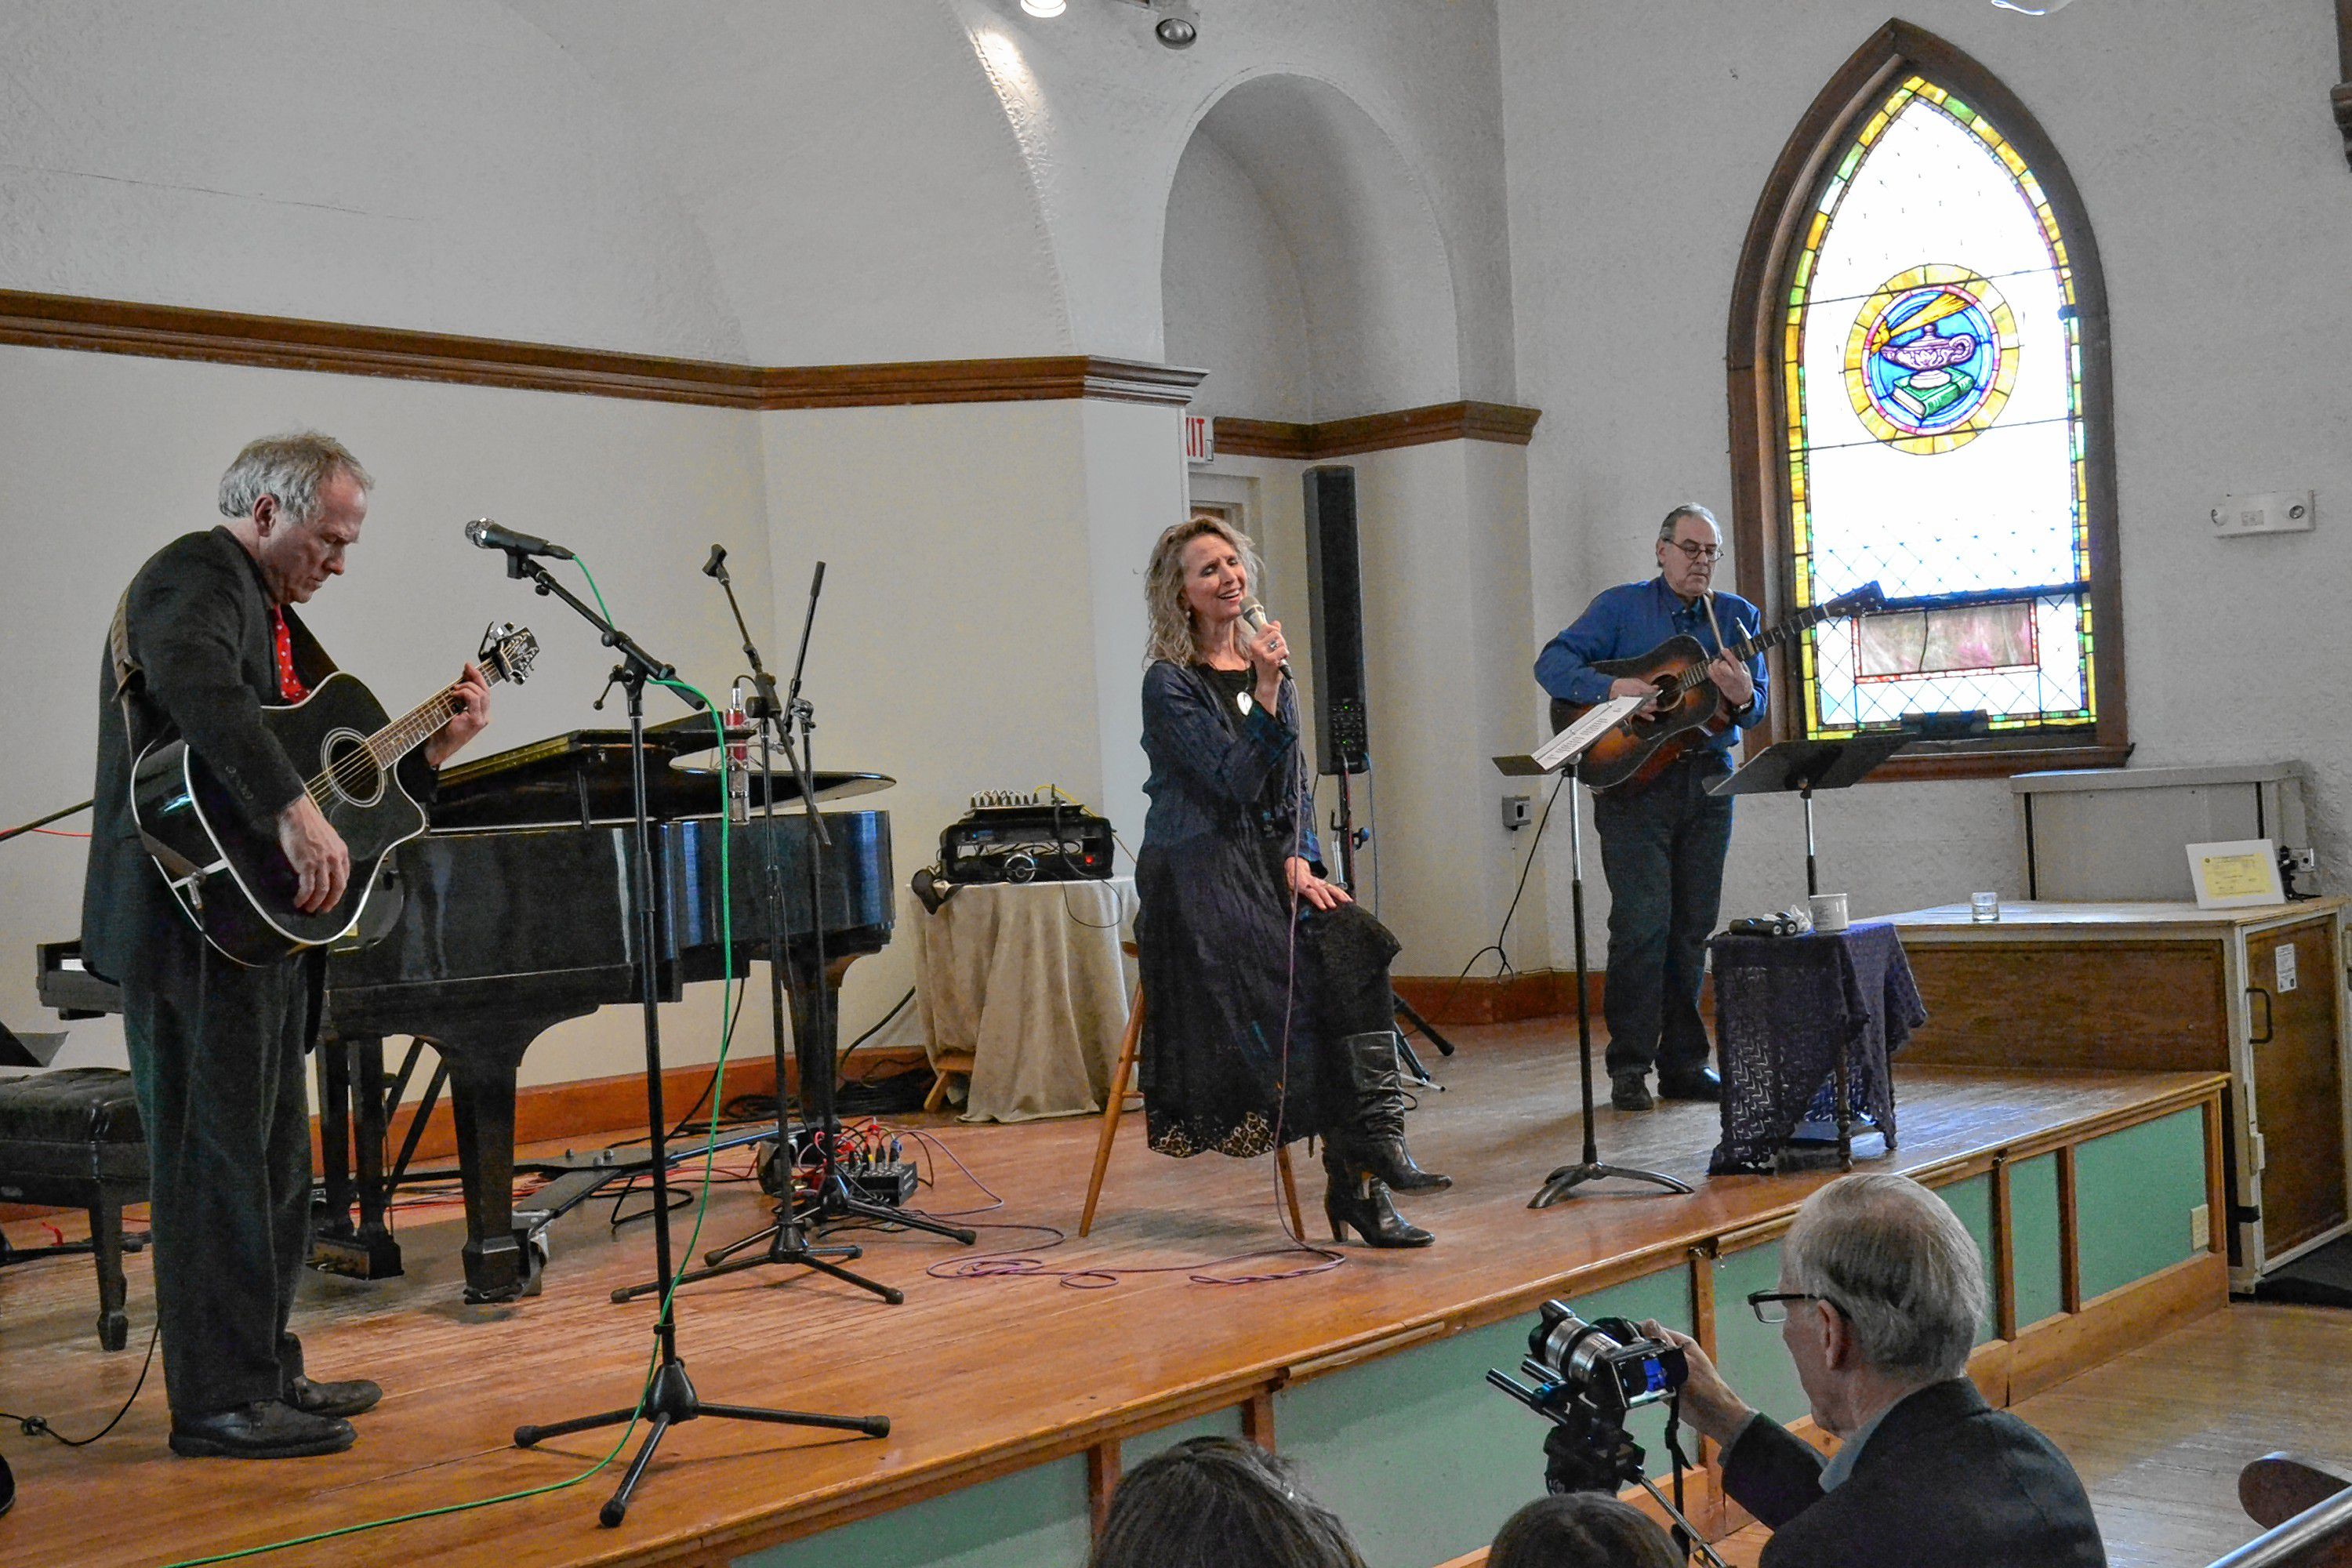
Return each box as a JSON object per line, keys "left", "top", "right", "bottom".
{"left": 1748, "top": 1290, "right": 1838, "bottom": 1324}
{"left": 1667, "top": 541, "right": 1723, "bottom": 563}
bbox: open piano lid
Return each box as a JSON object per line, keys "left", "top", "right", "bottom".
{"left": 431, "top": 714, "right": 892, "bottom": 829}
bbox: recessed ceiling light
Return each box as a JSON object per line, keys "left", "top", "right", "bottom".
{"left": 1022, "top": 0, "right": 1067, "bottom": 16}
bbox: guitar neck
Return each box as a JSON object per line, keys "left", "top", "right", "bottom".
{"left": 1671, "top": 603, "right": 1832, "bottom": 695}
{"left": 363, "top": 670, "right": 505, "bottom": 769}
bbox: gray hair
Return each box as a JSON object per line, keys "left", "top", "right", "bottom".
{"left": 1781, "top": 1174, "right": 1986, "bottom": 1383}
{"left": 218, "top": 431, "right": 372, "bottom": 528}
{"left": 1657, "top": 503, "right": 1720, "bottom": 543}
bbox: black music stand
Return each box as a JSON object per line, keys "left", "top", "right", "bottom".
{"left": 1707, "top": 733, "right": 1911, "bottom": 896}
{"left": 500, "top": 550, "right": 885, "bottom": 1528}
{"left": 1708, "top": 731, "right": 1909, "bottom": 1170}
{"left": 1495, "top": 726, "right": 1693, "bottom": 1207}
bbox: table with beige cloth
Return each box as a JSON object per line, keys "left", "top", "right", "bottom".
{"left": 916, "top": 877, "right": 1139, "bottom": 1122}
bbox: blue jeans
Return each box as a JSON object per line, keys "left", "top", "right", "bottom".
{"left": 1592, "top": 753, "right": 1734, "bottom": 1082}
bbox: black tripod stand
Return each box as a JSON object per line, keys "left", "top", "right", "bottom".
{"left": 1493, "top": 742, "right": 1690, "bottom": 1208}
{"left": 496, "top": 544, "right": 884, "bottom": 1527}
{"left": 612, "top": 550, "right": 906, "bottom": 1306}
{"left": 1325, "top": 763, "right": 1453, "bottom": 1081}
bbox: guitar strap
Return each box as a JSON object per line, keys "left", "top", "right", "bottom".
{"left": 106, "top": 585, "right": 146, "bottom": 750}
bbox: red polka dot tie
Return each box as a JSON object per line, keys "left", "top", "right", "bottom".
{"left": 272, "top": 608, "right": 307, "bottom": 702}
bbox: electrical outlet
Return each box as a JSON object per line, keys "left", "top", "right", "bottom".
{"left": 2210, "top": 490, "right": 2316, "bottom": 537}
{"left": 1501, "top": 793, "right": 1533, "bottom": 831}
{"left": 2190, "top": 1202, "right": 2211, "bottom": 1250}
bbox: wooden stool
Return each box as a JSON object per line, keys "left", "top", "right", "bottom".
{"left": 1079, "top": 949, "right": 1305, "bottom": 1238}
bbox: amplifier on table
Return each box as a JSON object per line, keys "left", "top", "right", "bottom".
{"left": 938, "top": 791, "right": 1115, "bottom": 885}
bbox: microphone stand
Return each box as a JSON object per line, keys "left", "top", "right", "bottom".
{"left": 1528, "top": 766, "right": 1690, "bottom": 1207}
{"left": 765, "top": 563, "right": 975, "bottom": 1249}
{"left": 500, "top": 546, "right": 886, "bottom": 1527}
{"left": 614, "top": 551, "right": 904, "bottom": 1305}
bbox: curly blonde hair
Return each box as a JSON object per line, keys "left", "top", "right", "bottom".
{"left": 1143, "top": 515, "right": 1266, "bottom": 667}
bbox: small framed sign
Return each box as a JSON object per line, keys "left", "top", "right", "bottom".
{"left": 2185, "top": 839, "right": 2285, "bottom": 909}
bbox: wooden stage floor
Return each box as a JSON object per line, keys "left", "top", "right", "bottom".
{"left": 0, "top": 1021, "right": 2223, "bottom": 1568}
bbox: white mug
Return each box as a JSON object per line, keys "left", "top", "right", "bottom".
{"left": 1808, "top": 892, "right": 1850, "bottom": 933}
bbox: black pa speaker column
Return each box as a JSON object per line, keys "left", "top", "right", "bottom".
{"left": 1302, "top": 465, "right": 1368, "bottom": 776}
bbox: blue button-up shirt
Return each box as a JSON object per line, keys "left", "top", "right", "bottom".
{"left": 1534, "top": 576, "right": 1769, "bottom": 755}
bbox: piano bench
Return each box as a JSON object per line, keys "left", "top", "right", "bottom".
{"left": 0, "top": 1068, "right": 151, "bottom": 1351}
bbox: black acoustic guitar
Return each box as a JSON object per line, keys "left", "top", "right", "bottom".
{"left": 1548, "top": 583, "right": 1884, "bottom": 793}
{"left": 130, "top": 622, "right": 539, "bottom": 965}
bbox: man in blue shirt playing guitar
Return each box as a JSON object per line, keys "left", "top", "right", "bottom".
{"left": 1534, "top": 504, "right": 1766, "bottom": 1112}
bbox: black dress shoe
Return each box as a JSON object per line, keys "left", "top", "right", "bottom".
{"left": 1658, "top": 1067, "right": 1722, "bottom": 1102}
{"left": 1610, "top": 1074, "right": 1654, "bottom": 1112}
{"left": 170, "top": 1399, "right": 355, "bottom": 1459}
{"left": 285, "top": 1375, "right": 383, "bottom": 1419}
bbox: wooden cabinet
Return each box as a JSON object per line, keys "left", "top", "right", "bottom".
{"left": 1890, "top": 899, "right": 2349, "bottom": 1290}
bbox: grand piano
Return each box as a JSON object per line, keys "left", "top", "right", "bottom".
{"left": 42, "top": 715, "right": 893, "bottom": 1303}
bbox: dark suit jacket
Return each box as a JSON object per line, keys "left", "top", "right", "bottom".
{"left": 1722, "top": 1378, "right": 2106, "bottom": 1568}
{"left": 82, "top": 527, "right": 430, "bottom": 986}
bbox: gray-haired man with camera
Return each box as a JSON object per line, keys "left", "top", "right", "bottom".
{"left": 1646, "top": 1174, "right": 2105, "bottom": 1567}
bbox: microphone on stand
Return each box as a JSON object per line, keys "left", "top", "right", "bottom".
{"left": 464, "top": 519, "right": 575, "bottom": 561}
{"left": 702, "top": 544, "right": 731, "bottom": 584}
{"left": 1240, "top": 600, "right": 1293, "bottom": 681}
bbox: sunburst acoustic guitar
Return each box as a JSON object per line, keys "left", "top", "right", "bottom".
{"left": 1547, "top": 584, "right": 1884, "bottom": 793}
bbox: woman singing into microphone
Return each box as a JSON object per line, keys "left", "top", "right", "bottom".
{"left": 1134, "top": 517, "right": 1446, "bottom": 1247}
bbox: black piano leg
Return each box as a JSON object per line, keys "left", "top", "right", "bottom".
{"left": 450, "top": 1056, "right": 528, "bottom": 1303}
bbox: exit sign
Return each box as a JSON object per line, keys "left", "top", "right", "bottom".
{"left": 1184, "top": 415, "right": 1214, "bottom": 465}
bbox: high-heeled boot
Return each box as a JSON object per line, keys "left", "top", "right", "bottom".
{"left": 1338, "top": 1031, "right": 1450, "bottom": 1191}
{"left": 1319, "top": 1138, "right": 1433, "bottom": 1248}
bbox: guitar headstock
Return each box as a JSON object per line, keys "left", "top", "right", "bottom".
{"left": 479, "top": 622, "right": 541, "bottom": 687}
{"left": 1824, "top": 582, "right": 1886, "bottom": 619}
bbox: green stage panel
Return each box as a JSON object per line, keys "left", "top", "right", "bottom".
{"left": 1272, "top": 1267, "right": 1691, "bottom": 1568}
{"left": 2075, "top": 1108, "right": 2205, "bottom": 1304}
{"left": 1938, "top": 1173, "right": 2000, "bottom": 1345}
{"left": 2010, "top": 1152, "right": 2065, "bottom": 1329}
{"left": 1710, "top": 1241, "right": 1811, "bottom": 1429}
{"left": 1123, "top": 1405, "right": 1245, "bottom": 1468}
{"left": 735, "top": 1454, "right": 1091, "bottom": 1568}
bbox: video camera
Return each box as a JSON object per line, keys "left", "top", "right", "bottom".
{"left": 1487, "top": 1302, "right": 1726, "bottom": 1566}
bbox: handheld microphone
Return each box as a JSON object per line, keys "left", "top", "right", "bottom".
{"left": 464, "top": 519, "right": 574, "bottom": 561}
{"left": 702, "top": 544, "right": 731, "bottom": 583}
{"left": 1240, "top": 600, "right": 1293, "bottom": 681}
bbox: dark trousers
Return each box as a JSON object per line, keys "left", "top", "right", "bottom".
{"left": 122, "top": 942, "right": 319, "bottom": 1421}
{"left": 1593, "top": 753, "right": 1734, "bottom": 1082}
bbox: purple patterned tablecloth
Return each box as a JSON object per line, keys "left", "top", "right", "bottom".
{"left": 1706, "top": 920, "right": 1926, "bottom": 1174}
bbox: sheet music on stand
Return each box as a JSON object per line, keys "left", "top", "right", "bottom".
{"left": 1497, "top": 695, "right": 1647, "bottom": 778}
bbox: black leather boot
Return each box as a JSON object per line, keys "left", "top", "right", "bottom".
{"left": 1339, "top": 1032, "right": 1450, "bottom": 1191}
{"left": 1319, "top": 1140, "right": 1433, "bottom": 1248}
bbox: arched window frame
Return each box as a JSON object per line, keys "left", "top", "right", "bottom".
{"left": 1727, "top": 21, "right": 2128, "bottom": 780}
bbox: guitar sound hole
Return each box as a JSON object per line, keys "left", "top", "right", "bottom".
{"left": 321, "top": 729, "right": 387, "bottom": 810}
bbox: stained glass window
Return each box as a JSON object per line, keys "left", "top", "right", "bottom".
{"left": 1783, "top": 76, "right": 2095, "bottom": 739}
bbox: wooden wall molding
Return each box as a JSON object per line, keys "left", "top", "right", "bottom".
{"left": 1391, "top": 967, "right": 1711, "bottom": 1028}
{"left": 1214, "top": 400, "right": 1541, "bottom": 461}
{"left": 0, "top": 289, "right": 1207, "bottom": 410}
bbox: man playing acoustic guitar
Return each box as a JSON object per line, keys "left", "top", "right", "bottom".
{"left": 82, "top": 433, "right": 492, "bottom": 1457}
{"left": 1534, "top": 503, "right": 1766, "bottom": 1112}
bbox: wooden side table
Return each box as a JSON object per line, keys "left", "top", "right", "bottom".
{"left": 1891, "top": 898, "right": 2350, "bottom": 1290}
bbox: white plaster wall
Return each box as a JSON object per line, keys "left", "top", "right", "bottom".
{"left": 1500, "top": 0, "right": 2352, "bottom": 962}
{"left": 940, "top": 0, "right": 1516, "bottom": 390}
{"left": 0, "top": 347, "right": 775, "bottom": 1084}
{"left": 1163, "top": 136, "right": 1314, "bottom": 423}
{"left": 754, "top": 400, "right": 1117, "bottom": 1029}
{"left": 501, "top": 0, "right": 1073, "bottom": 363}
{"left": 0, "top": 0, "right": 742, "bottom": 359}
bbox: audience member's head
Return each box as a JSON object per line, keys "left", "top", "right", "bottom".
{"left": 1778, "top": 1172, "right": 1987, "bottom": 1430}
{"left": 1088, "top": 1436, "right": 1365, "bottom": 1568}
{"left": 1489, "top": 1494, "right": 1681, "bottom": 1568}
